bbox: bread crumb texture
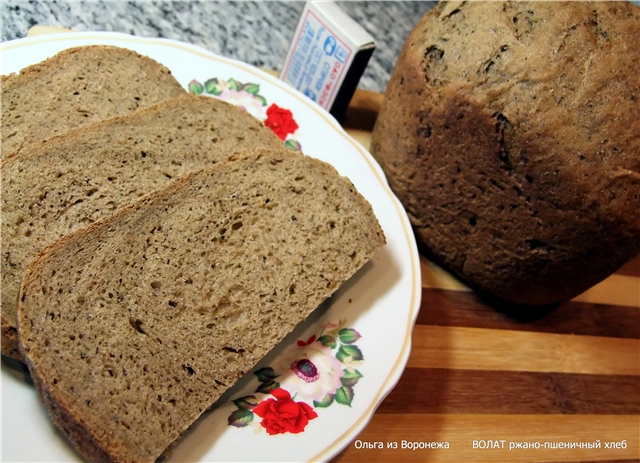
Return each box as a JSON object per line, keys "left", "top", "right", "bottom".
{"left": 1, "top": 94, "right": 283, "bottom": 359}
{"left": 371, "top": 1, "right": 640, "bottom": 305}
{"left": 1, "top": 45, "right": 186, "bottom": 157}
{"left": 17, "top": 148, "right": 385, "bottom": 463}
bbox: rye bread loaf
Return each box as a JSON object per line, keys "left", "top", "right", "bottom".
{"left": 17, "top": 148, "right": 385, "bottom": 463}
{"left": 371, "top": 1, "right": 640, "bottom": 305}
{"left": 1, "top": 94, "right": 283, "bottom": 359}
{"left": 1, "top": 45, "right": 185, "bottom": 158}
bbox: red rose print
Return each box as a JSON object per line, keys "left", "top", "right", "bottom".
{"left": 297, "top": 334, "right": 316, "bottom": 347}
{"left": 253, "top": 388, "right": 318, "bottom": 435}
{"left": 264, "top": 104, "right": 299, "bottom": 140}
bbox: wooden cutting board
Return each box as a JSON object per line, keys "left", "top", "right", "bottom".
{"left": 22, "top": 25, "right": 640, "bottom": 463}
{"left": 333, "top": 256, "right": 640, "bottom": 462}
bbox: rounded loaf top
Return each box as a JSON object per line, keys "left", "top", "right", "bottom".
{"left": 371, "top": 1, "right": 640, "bottom": 305}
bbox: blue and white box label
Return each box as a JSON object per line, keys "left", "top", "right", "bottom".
{"left": 281, "top": 1, "right": 375, "bottom": 120}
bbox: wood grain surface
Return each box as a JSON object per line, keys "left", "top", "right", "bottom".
{"left": 18, "top": 26, "right": 640, "bottom": 463}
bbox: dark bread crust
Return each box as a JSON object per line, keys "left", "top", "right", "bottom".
{"left": 1, "top": 321, "right": 20, "bottom": 359}
{"left": 371, "top": 1, "right": 640, "bottom": 305}
{"left": 30, "top": 372, "right": 120, "bottom": 463}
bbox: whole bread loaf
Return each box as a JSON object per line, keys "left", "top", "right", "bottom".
{"left": 1, "top": 45, "right": 185, "bottom": 157}
{"left": 17, "top": 148, "right": 385, "bottom": 463}
{"left": 1, "top": 94, "right": 283, "bottom": 359}
{"left": 371, "top": 1, "right": 640, "bottom": 305}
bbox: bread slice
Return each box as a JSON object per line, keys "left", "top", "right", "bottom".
{"left": 1, "top": 45, "right": 185, "bottom": 158}
{"left": 1, "top": 94, "right": 283, "bottom": 359}
{"left": 17, "top": 147, "right": 385, "bottom": 463}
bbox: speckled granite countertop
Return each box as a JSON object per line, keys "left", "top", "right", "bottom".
{"left": 1, "top": 1, "right": 437, "bottom": 93}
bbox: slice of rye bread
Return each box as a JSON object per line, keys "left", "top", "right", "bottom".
{"left": 1, "top": 93, "right": 284, "bottom": 360}
{"left": 17, "top": 148, "right": 386, "bottom": 463}
{"left": 1, "top": 45, "right": 185, "bottom": 158}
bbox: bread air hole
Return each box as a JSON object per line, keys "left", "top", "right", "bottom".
{"left": 129, "top": 318, "right": 147, "bottom": 336}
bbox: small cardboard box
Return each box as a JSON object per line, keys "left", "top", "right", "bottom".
{"left": 280, "top": 1, "right": 376, "bottom": 122}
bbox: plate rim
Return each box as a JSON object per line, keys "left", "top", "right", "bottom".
{"left": 1, "top": 31, "right": 422, "bottom": 462}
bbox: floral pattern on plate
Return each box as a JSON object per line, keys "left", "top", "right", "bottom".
{"left": 188, "top": 77, "right": 301, "bottom": 151}
{"left": 228, "top": 319, "right": 364, "bottom": 435}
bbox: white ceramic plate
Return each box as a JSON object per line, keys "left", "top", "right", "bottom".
{"left": 1, "top": 32, "right": 421, "bottom": 463}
